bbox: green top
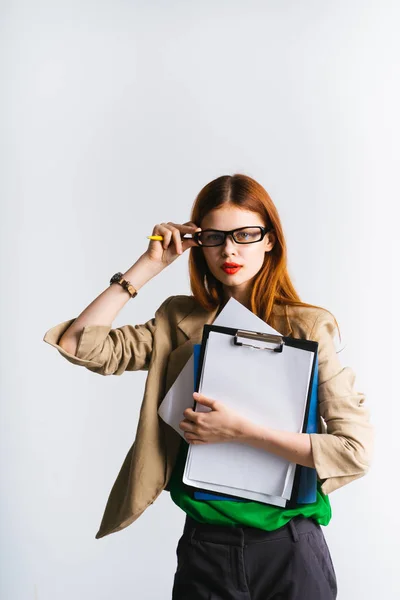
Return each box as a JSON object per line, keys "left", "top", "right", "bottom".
{"left": 168, "top": 439, "right": 332, "bottom": 529}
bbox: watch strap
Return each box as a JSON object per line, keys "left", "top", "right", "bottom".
{"left": 109, "top": 272, "right": 138, "bottom": 298}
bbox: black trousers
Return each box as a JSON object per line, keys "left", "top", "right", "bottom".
{"left": 171, "top": 515, "right": 337, "bottom": 600}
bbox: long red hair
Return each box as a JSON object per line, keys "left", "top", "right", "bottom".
{"left": 188, "top": 173, "right": 341, "bottom": 342}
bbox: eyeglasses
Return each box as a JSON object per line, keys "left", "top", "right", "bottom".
{"left": 193, "top": 226, "right": 270, "bottom": 247}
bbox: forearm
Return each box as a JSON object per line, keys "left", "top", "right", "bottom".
{"left": 238, "top": 421, "right": 315, "bottom": 469}
{"left": 59, "top": 254, "right": 163, "bottom": 355}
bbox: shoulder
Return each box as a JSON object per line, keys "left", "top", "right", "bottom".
{"left": 286, "top": 304, "right": 338, "bottom": 339}
{"left": 156, "top": 294, "right": 196, "bottom": 320}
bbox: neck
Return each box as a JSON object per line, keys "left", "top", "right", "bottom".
{"left": 222, "top": 287, "right": 252, "bottom": 311}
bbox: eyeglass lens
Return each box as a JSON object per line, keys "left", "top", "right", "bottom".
{"left": 198, "top": 227, "right": 263, "bottom": 246}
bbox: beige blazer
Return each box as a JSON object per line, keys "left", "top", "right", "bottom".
{"left": 43, "top": 295, "right": 374, "bottom": 539}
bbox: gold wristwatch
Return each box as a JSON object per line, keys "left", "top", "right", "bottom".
{"left": 109, "top": 272, "right": 138, "bottom": 298}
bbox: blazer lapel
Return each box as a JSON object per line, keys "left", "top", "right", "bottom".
{"left": 177, "top": 302, "right": 220, "bottom": 345}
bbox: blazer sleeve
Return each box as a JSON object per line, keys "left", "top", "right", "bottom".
{"left": 43, "top": 295, "right": 174, "bottom": 376}
{"left": 308, "top": 310, "right": 374, "bottom": 495}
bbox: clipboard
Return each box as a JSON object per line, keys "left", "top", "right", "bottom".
{"left": 192, "top": 346, "right": 319, "bottom": 505}
{"left": 183, "top": 324, "right": 318, "bottom": 509}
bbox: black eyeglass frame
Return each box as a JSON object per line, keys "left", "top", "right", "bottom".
{"left": 192, "top": 226, "right": 271, "bottom": 247}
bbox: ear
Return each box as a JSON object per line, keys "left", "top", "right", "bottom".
{"left": 264, "top": 229, "right": 276, "bottom": 252}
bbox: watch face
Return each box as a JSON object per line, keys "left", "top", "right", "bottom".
{"left": 110, "top": 272, "right": 123, "bottom": 284}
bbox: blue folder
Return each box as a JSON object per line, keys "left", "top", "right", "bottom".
{"left": 192, "top": 343, "right": 319, "bottom": 505}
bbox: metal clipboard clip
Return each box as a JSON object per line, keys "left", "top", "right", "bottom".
{"left": 234, "top": 330, "right": 285, "bottom": 353}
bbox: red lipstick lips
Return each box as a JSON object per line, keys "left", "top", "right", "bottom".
{"left": 221, "top": 262, "right": 242, "bottom": 274}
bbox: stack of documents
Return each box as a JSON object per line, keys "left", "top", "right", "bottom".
{"left": 158, "top": 298, "right": 319, "bottom": 508}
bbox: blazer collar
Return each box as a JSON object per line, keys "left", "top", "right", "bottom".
{"left": 177, "top": 299, "right": 293, "bottom": 342}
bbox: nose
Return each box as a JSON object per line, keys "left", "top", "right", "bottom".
{"left": 221, "top": 234, "right": 238, "bottom": 256}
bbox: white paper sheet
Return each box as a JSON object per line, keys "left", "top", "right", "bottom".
{"left": 158, "top": 353, "right": 195, "bottom": 440}
{"left": 184, "top": 331, "right": 314, "bottom": 498}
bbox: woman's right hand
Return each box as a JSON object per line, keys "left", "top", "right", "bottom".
{"left": 144, "top": 221, "right": 202, "bottom": 268}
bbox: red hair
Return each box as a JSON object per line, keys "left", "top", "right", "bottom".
{"left": 188, "top": 173, "right": 341, "bottom": 342}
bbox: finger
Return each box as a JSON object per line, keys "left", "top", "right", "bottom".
{"left": 158, "top": 224, "right": 173, "bottom": 250}
{"left": 177, "top": 221, "right": 202, "bottom": 233}
{"left": 150, "top": 224, "right": 164, "bottom": 241}
{"left": 179, "top": 419, "right": 194, "bottom": 431}
{"left": 183, "top": 408, "right": 197, "bottom": 420}
{"left": 170, "top": 227, "right": 183, "bottom": 255}
{"left": 152, "top": 224, "right": 170, "bottom": 246}
{"left": 181, "top": 236, "right": 200, "bottom": 252}
{"left": 164, "top": 223, "right": 194, "bottom": 236}
{"left": 182, "top": 222, "right": 202, "bottom": 239}
{"left": 185, "top": 432, "right": 203, "bottom": 442}
{"left": 149, "top": 224, "right": 168, "bottom": 251}
{"left": 161, "top": 223, "right": 184, "bottom": 254}
{"left": 164, "top": 222, "right": 201, "bottom": 252}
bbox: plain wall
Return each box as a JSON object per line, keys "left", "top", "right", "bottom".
{"left": 1, "top": 1, "right": 399, "bottom": 598}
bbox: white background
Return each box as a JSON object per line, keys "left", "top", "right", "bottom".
{"left": 1, "top": 1, "right": 399, "bottom": 598}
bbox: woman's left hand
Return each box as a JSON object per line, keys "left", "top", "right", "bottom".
{"left": 179, "top": 392, "right": 251, "bottom": 444}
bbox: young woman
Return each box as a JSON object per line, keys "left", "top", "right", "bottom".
{"left": 44, "top": 174, "right": 373, "bottom": 599}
